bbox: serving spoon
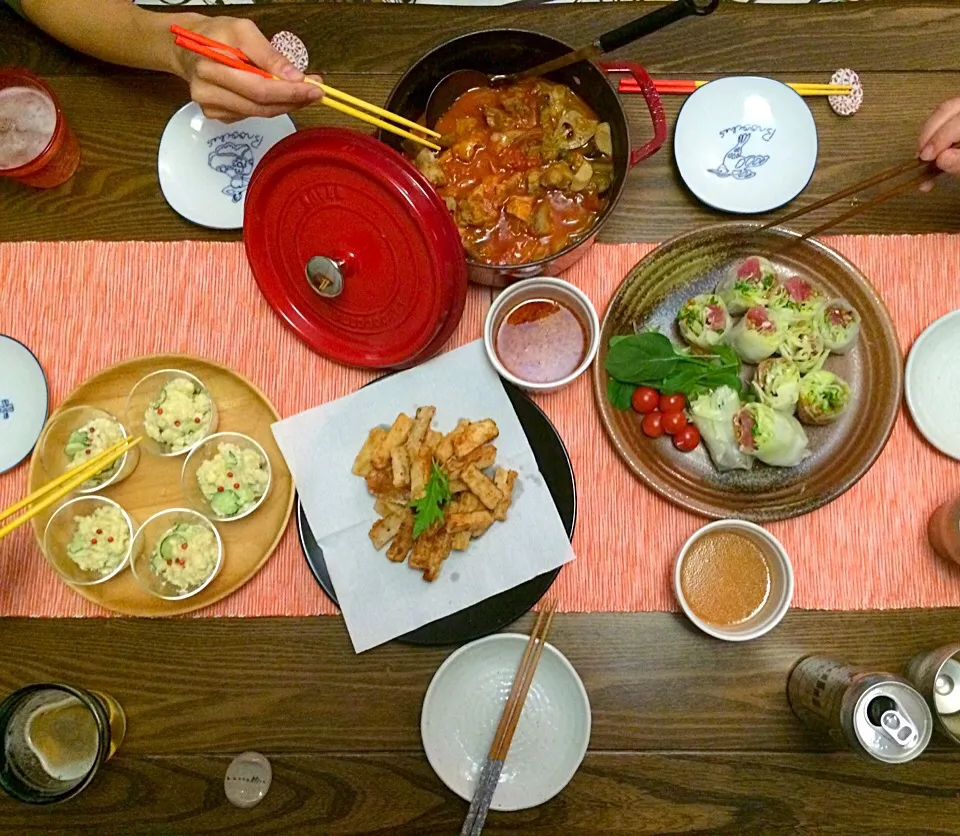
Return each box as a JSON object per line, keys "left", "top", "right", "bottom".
{"left": 424, "top": 0, "right": 719, "bottom": 130}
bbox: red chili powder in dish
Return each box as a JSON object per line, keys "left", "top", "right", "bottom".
{"left": 495, "top": 298, "right": 587, "bottom": 384}
{"left": 680, "top": 531, "right": 771, "bottom": 627}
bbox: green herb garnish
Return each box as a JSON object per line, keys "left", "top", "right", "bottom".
{"left": 604, "top": 332, "right": 743, "bottom": 409}
{"left": 411, "top": 460, "right": 452, "bottom": 539}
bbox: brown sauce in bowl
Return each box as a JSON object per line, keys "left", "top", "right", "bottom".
{"left": 680, "top": 531, "right": 771, "bottom": 627}
{"left": 495, "top": 298, "right": 587, "bottom": 384}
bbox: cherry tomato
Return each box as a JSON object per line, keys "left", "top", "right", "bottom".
{"left": 661, "top": 410, "right": 688, "bottom": 436}
{"left": 631, "top": 386, "right": 660, "bottom": 414}
{"left": 673, "top": 425, "right": 701, "bottom": 452}
{"left": 659, "top": 393, "right": 686, "bottom": 413}
{"left": 641, "top": 411, "right": 664, "bottom": 438}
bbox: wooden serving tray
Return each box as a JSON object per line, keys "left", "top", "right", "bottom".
{"left": 28, "top": 355, "right": 294, "bottom": 616}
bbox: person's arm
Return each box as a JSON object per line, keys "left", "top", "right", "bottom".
{"left": 18, "top": 0, "right": 321, "bottom": 122}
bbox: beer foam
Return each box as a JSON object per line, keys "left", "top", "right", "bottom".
{"left": 24, "top": 697, "right": 98, "bottom": 782}
{"left": 0, "top": 86, "right": 56, "bottom": 170}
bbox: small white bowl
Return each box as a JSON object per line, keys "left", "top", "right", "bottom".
{"left": 126, "top": 369, "right": 218, "bottom": 458}
{"left": 905, "top": 308, "right": 960, "bottom": 460}
{"left": 181, "top": 432, "right": 272, "bottom": 522}
{"left": 43, "top": 496, "right": 134, "bottom": 586}
{"left": 421, "top": 633, "right": 590, "bottom": 811}
{"left": 674, "top": 519, "right": 793, "bottom": 642}
{"left": 130, "top": 508, "right": 223, "bottom": 600}
{"left": 483, "top": 277, "right": 600, "bottom": 393}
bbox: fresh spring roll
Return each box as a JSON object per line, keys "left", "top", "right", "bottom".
{"left": 726, "top": 306, "right": 783, "bottom": 363}
{"left": 689, "top": 385, "right": 753, "bottom": 472}
{"left": 716, "top": 256, "right": 779, "bottom": 316}
{"left": 752, "top": 357, "right": 801, "bottom": 412}
{"left": 733, "top": 402, "right": 810, "bottom": 467}
{"left": 816, "top": 299, "right": 861, "bottom": 354}
{"left": 779, "top": 319, "right": 829, "bottom": 374}
{"left": 677, "top": 294, "right": 732, "bottom": 348}
{"left": 769, "top": 275, "right": 826, "bottom": 321}
{"left": 797, "top": 370, "right": 851, "bottom": 425}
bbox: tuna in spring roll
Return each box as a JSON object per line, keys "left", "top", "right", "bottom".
{"left": 690, "top": 386, "right": 753, "bottom": 472}
{"left": 733, "top": 402, "right": 811, "bottom": 467}
{"left": 769, "top": 275, "right": 826, "bottom": 321}
{"left": 716, "top": 256, "right": 779, "bottom": 315}
{"left": 779, "top": 319, "right": 829, "bottom": 374}
{"left": 816, "top": 299, "right": 861, "bottom": 354}
{"left": 797, "top": 370, "right": 851, "bottom": 425}
{"left": 677, "top": 294, "right": 732, "bottom": 348}
{"left": 753, "top": 357, "right": 802, "bottom": 412}
{"left": 726, "top": 306, "right": 783, "bottom": 363}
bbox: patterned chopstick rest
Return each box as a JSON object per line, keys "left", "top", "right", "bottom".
{"left": 829, "top": 68, "right": 863, "bottom": 117}
{"left": 270, "top": 31, "right": 309, "bottom": 73}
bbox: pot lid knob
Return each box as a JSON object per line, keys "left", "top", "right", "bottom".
{"left": 305, "top": 255, "right": 344, "bottom": 298}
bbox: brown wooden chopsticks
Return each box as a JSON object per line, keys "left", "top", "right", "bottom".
{"left": 762, "top": 156, "right": 941, "bottom": 244}
{"left": 460, "top": 598, "right": 558, "bottom": 836}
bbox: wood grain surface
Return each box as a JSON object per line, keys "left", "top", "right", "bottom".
{"left": 3, "top": 2, "right": 960, "bottom": 832}
{"left": 26, "top": 355, "right": 294, "bottom": 617}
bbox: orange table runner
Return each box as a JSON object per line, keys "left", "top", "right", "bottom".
{"left": 2, "top": 237, "right": 959, "bottom": 617}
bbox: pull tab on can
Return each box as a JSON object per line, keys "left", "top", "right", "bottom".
{"left": 879, "top": 707, "right": 920, "bottom": 748}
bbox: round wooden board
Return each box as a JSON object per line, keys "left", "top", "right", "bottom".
{"left": 592, "top": 222, "right": 902, "bottom": 522}
{"left": 28, "top": 355, "right": 294, "bottom": 616}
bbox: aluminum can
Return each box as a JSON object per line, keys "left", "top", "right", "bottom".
{"left": 905, "top": 643, "right": 960, "bottom": 745}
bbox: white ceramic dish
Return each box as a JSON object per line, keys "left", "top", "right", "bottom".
{"left": 674, "top": 76, "right": 818, "bottom": 214}
{"left": 421, "top": 633, "right": 590, "bottom": 811}
{"left": 0, "top": 335, "right": 48, "bottom": 474}
{"left": 905, "top": 309, "right": 960, "bottom": 460}
{"left": 158, "top": 102, "right": 296, "bottom": 230}
{"left": 483, "top": 277, "right": 600, "bottom": 393}
{"left": 674, "top": 519, "right": 794, "bottom": 642}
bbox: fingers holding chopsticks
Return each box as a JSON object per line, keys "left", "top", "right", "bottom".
{"left": 917, "top": 96, "right": 960, "bottom": 189}
{"left": 171, "top": 16, "right": 322, "bottom": 122}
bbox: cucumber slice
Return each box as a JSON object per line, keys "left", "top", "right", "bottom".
{"left": 159, "top": 535, "right": 179, "bottom": 559}
{"left": 210, "top": 491, "right": 241, "bottom": 517}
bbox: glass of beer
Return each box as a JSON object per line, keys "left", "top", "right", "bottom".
{"left": 0, "top": 684, "right": 126, "bottom": 804}
{"left": 0, "top": 68, "right": 80, "bottom": 188}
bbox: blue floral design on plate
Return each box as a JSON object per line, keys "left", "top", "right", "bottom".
{"left": 207, "top": 131, "right": 265, "bottom": 203}
{"left": 708, "top": 124, "right": 775, "bottom": 181}
{"left": 0, "top": 398, "right": 13, "bottom": 420}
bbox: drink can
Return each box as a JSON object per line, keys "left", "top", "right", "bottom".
{"left": 905, "top": 643, "right": 960, "bottom": 745}
{"left": 787, "top": 656, "right": 932, "bottom": 763}
{"left": 0, "top": 68, "right": 80, "bottom": 189}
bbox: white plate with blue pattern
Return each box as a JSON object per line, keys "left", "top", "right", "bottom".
{"left": 0, "top": 336, "right": 48, "bottom": 474}
{"left": 674, "top": 76, "right": 818, "bottom": 215}
{"left": 158, "top": 102, "right": 296, "bottom": 230}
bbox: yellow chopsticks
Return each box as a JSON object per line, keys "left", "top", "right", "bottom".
{"left": 171, "top": 26, "right": 441, "bottom": 152}
{"left": 0, "top": 436, "right": 142, "bottom": 541}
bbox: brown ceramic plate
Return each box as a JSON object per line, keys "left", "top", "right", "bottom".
{"left": 28, "top": 355, "right": 295, "bottom": 616}
{"left": 593, "top": 222, "right": 902, "bottom": 522}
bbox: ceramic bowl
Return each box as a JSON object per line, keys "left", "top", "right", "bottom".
{"left": 158, "top": 102, "right": 296, "bottom": 230}
{"left": 674, "top": 519, "right": 794, "bottom": 642}
{"left": 674, "top": 76, "right": 818, "bottom": 214}
{"left": 905, "top": 309, "right": 960, "bottom": 460}
{"left": 43, "top": 496, "right": 134, "bottom": 586}
{"left": 181, "top": 432, "right": 272, "bottom": 522}
{"left": 421, "top": 633, "right": 590, "bottom": 811}
{"left": 0, "top": 335, "right": 48, "bottom": 474}
{"left": 484, "top": 277, "right": 600, "bottom": 393}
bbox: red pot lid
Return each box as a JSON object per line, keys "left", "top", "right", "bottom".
{"left": 244, "top": 128, "right": 467, "bottom": 369}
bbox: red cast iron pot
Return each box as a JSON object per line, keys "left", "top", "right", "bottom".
{"left": 381, "top": 29, "right": 667, "bottom": 288}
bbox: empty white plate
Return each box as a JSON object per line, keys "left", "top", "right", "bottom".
{"left": 157, "top": 102, "right": 296, "bottom": 230}
{"left": 905, "top": 309, "right": 960, "bottom": 460}
{"left": 421, "top": 633, "right": 590, "bottom": 811}
{"left": 0, "top": 336, "right": 48, "bottom": 474}
{"left": 674, "top": 76, "right": 818, "bottom": 214}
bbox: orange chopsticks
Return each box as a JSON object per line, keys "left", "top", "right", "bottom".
{"left": 169, "top": 25, "right": 441, "bottom": 150}
{"left": 617, "top": 77, "right": 853, "bottom": 97}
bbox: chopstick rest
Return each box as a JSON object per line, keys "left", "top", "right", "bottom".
{"left": 270, "top": 31, "right": 309, "bottom": 73}
{"left": 829, "top": 68, "right": 863, "bottom": 117}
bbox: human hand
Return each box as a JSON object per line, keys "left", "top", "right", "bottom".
{"left": 917, "top": 97, "right": 960, "bottom": 191}
{"left": 171, "top": 15, "right": 322, "bottom": 122}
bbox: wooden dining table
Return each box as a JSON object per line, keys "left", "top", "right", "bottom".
{"left": 3, "top": 1, "right": 960, "bottom": 832}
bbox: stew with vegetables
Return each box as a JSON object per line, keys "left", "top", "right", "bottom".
{"left": 411, "top": 78, "right": 614, "bottom": 266}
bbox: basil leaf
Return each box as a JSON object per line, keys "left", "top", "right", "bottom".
{"left": 606, "top": 378, "right": 635, "bottom": 410}
{"left": 605, "top": 333, "right": 680, "bottom": 384}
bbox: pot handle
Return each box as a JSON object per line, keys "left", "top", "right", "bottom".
{"left": 599, "top": 61, "right": 667, "bottom": 168}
